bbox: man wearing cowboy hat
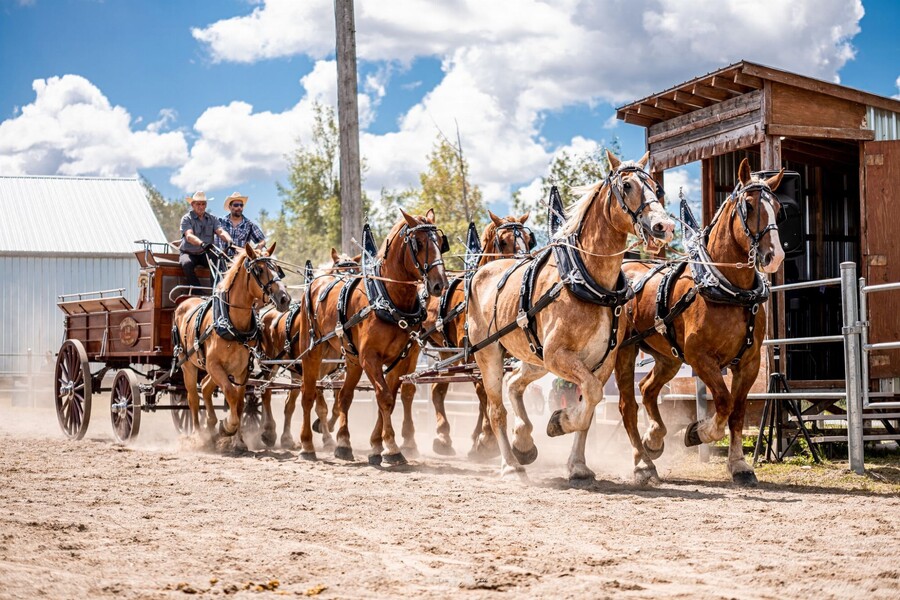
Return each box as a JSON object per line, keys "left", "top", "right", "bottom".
{"left": 179, "top": 191, "right": 232, "bottom": 287}
{"left": 217, "top": 192, "right": 266, "bottom": 258}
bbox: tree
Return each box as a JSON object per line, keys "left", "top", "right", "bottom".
{"left": 141, "top": 176, "right": 183, "bottom": 243}
{"left": 406, "top": 135, "right": 485, "bottom": 267}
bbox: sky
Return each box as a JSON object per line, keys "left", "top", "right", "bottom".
{"left": 1, "top": 0, "right": 898, "bottom": 225}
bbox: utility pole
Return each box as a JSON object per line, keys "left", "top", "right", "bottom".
{"left": 335, "top": 0, "right": 362, "bottom": 254}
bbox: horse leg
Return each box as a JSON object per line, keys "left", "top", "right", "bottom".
{"left": 725, "top": 356, "right": 761, "bottom": 487}
{"left": 182, "top": 364, "right": 202, "bottom": 436}
{"left": 280, "top": 385, "right": 298, "bottom": 449}
{"left": 467, "top": 379, "right": 500, "bottom": 460}
{"left": 260, "top": 388, "right": 277, "bottom": 448}
{"left": 399, "top": 382, "right": 420, "bottom": 458}
{"left": 200, "top": 374, "right": 218, "bottom": 434}
{"left": 314, "top": 388, "right": 336, "bottom": 452}
{"left": 298, "top": 355, "right": 324, "bottom": 460}
{"left": 635, "top": 350, "right": 682, "bottom": 483}
{"left": 506, "top": 361, "right": 547, "bottom": 466}
{"left": 430, "top": 381, "right": 455, "bottom": 456}
{"left": 333, "top": 361, "right": 363, "bottom": 461}
{"left": 474, "top": 345, "right": 526, "bottom": 480}
{"left": 683, "top": 358, "right": 734, "bottom": 448}
{"left": 615, "top": 343, "right": 654, "bottom": 484}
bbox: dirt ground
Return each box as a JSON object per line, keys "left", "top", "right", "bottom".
{"left": 2, "top": 396, "right": 899, "bottom": 600}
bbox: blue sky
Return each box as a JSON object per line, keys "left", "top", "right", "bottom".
{"left": 1, "top": 0, "right": 898, "bottom": 225}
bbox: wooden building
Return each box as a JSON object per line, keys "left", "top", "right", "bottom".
{"left": 616, "top": 61, "right": 900, "bottom": 389}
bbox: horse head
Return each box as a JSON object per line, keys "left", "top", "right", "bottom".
{"left": 397, "top": 208, "right": 449, "bottom": 297}
{"left": 733, "top": 159, "right": 784, "bottom": 273}
{"left": 245, "top": 242, "right": 292, "bottom": 311}
{"left": 486, "top": 211, "right": 535, "bottom": 259}
{"left": 325, "top": 247, "right": 361, "bottom": 275}
{"left": 604, "top": 150, "right": 675, "bottom": 252}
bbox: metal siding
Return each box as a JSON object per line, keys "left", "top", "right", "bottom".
{"left": 0, "top": 256, "right": 138, "bottom": 373}
{"left": 867, "top": 107, "right": 900, "bottom": 141}
{"left": 0, "top": 175, "right": 167, "bottom": 254}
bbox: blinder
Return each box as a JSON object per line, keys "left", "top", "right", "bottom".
{"left": 494, "top": 222, "right": 537, "bottom": 255}
{"left": 728, "top": 180, "right": 781, "bottom": 260}
{"left": 401, "top": 223, "right": 446, "bottom": 280}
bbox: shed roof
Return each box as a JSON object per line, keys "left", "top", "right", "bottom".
{"left": 617, "top": 60, "right": 900, "bottom": 128}
{"left": 0, "top": 175, "right": 167, "bottom": 256}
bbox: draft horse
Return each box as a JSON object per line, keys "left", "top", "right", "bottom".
{"left": 466, "top": 151, "right": 675, "bottom": 480}
{"left": 615, "top": 159, "right": 784, "bottom": 486}
{"left": 398, "top": 211, "right": 536, "bottom": 459}
{"left": 296, "top": 209, "right": 449, "bottom": 464}
{"left": 172, "top": 243, "right": 291, "bottom": 450}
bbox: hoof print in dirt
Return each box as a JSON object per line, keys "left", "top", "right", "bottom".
{"left": 511, "top": 445, "right": 538, "bottom": 465}
{"left": 432, "top": 439, "right": 455, "bottom": 456}
{"left": 298, "top": 451, "right": 317, "bottom": 461}
{"left": 546, "top": 410, "right": 565, "bottom": 437}
{"left": 732, "top": 471, "right": 759, "bottom": 487}
{"left": 334, "top": 447, "right": 354, "bottom": 461}
{"left": 382, "top": 453, "right": 408, "bottom": 466}
{"left": 367, "top": 454, "right": 383, "bottom": 466}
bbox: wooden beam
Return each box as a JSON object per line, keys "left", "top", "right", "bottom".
{"left": 760, "top": 135, "right": 782, "bottom": 170}
{"left": 620, "top": 111, "right": 655, "bottom": 127}
{"left": 654, "top": 97, "right": 689, "bottom": 115}
{"left": 734, "top": 71, "right": 763, "bottom": 89}
{"left": 636, "top": 103, "right": 670, "bottom": 119}
{"left": 767, "top": 124, "right": 876, "bottom": 141}
{"left": 649, "top": 90, "right": 762, "bottom": 144}
{"left": 742, "top": 62, "right": 900, "bottom": 114}
{"left": 673, "top": 90, "right": 713, "bottom": 109}
{"left": 692, "top": 83, "right": 734, "bottom": 102}
{"left": 712, "top": 76, "right": 752, "bottom": 94}
{"left": 335, "top": 0, "right": 363, "bottom": 254}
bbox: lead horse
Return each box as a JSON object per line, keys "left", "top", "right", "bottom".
{"left": 466, "top": 151, "right": 675, "bottom": 480}
{"left": 615, "top": 159, "right": 784, "bottom": 486}
{"left": 173, "top": 244, "right": 291, "bottom": 450}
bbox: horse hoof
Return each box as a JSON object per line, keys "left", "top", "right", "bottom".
{"left": 643, "top": 439, "right": 665, "bottom": 460}
{"left": 634, "top": 465, "right": 660, "bottom": 487}
{"left": 334, "top": 446, "right": 354, "bottom": 461}
{"left": 260, "top": 431, "right": 276, "bottom": 448}
{"left": 683, "top": 421, "right": 703, "bottom": 447}
{"left": 546, "top": 410, "right": 565, "bottom": 437}
{"left": 312, "top": 419, "right": 322, "bottom": 434}
{"left": 432, "top": 439, "right": 456, "bottom": 456}
{"left": 732, "top": 471, "right": 758, "bottom": 487}
{"left": 299, "top": 451, "right": 317, "bottom": 461}
{"left": 383, "top": 452, "right": 408, "bottom": 466}
{"left": 280, "top": 436, "right": 296, "bottom": 450}
{"left": 512, "top": 444, "right": 538, "bottom": 466}
{"left": 401, "top": 445, "right": 421, "bottom": 459}
{"left": 367, "top": 454, "right": 383, "bottom": 466}
{"left": 321, "top": 439, "right": 336, "bottom": 452}
{"left": 216, "top": 420, "right": 236, "bottom": 438}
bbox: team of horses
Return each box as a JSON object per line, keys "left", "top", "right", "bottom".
{"left": 172, "top": 151, "right": 784, "bottom": 487}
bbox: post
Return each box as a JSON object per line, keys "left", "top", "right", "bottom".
{"left": 334, "top": 0, "right": 363, "bottom": 255}
{"left": 840, "top": 261, "right": 865, "bottom": 474}
{"left": 695, "top": 377, "right": 709, "bottom": 463}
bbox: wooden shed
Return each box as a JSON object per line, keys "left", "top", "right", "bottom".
{"left": 616, "top": 61, "right": 900, "bottom": 389}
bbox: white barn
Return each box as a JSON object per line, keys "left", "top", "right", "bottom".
{"left": 0, "top": 175, "right": 166, "bottom": 375}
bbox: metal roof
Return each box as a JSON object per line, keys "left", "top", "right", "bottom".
{"left": 0, "top": 175, "right": 166, "bottom": 256}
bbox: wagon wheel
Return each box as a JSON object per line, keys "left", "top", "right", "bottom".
{"left": 169, "top": 392, "right": 193, "bottom": 435}
{"left": 242, "top": 394, "right": 263, "bottom": 435}
{"left": 110, "top": 370, "right": 142, "bottom": 444}
{"left": 55, "top": 339, "right": 92, "bottom": 440}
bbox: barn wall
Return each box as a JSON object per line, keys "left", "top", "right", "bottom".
{"left": 0, "top": 255, "right": 139, "bottom": 373}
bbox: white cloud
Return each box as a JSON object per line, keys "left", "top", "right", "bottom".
{"left": 663, "top": 168, "right": 700, "bottom": 200}
{"left": 894, "top": 75, "right": 900, "bottom": 100}
{"left": 0, "top": 75, "right": 188, "bottom": 177}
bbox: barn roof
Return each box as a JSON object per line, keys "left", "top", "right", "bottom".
{"left": 616, "top": 60, "right": 900, "bottom": 128}
{"left": 0, "top": 175, "right": 166, "bottom": 256}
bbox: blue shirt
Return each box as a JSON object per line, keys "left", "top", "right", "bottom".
{"left": 217, "top": 216, "right": 265, "bottom": 256}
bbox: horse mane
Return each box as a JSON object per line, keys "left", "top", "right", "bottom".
{"left": 217, "top": 249, "right": 249, "bottom": 292}
{"left": 378, "top": 218, "right": 408, "bottom": 260}
{"left": 554, "top": 179, "right": 605, "bottom": 239}
{"left": 481, "top": 220, "right": 499, "bottom": 249}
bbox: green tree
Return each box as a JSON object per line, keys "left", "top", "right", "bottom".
{"left": 141, "top": 176, "right": 183, "bottom": 242}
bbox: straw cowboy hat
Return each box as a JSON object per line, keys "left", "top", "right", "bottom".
{"left": 186, "top": 191, "right": 213, "bottom": 204}
{"left": 224, "top": 192, "right": 248, "bottom": 211}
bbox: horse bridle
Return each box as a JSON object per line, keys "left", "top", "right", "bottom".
{"left": 493, "top": 222, "right": 537, "bottom": 255}
{"left": 606, "top": 164, "right": 666, "bottom": 246}
{"left": 721, "top": 180, "right": 781, "bottom": 268}
{"left": 244, "top": 256, "right": 284, "bottom": 303}
{"left": 401, "top": 223, "right": 449, "bottom": 281}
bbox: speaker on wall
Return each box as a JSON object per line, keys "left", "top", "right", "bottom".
{"left": 753, "top": 170, "right": 803, "bottom": 256}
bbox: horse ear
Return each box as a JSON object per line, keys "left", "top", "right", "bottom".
{"left": 738, "top": 158, "right": 752, "bottom": 186}
{"left": 245, "top": 242, "right": 257, "bottom": 259}
{"left": 637, "top": 151, "right": 650, "bottom": 169}
{"left": 518, "top": 211, "right": 530, "bottom": 224}
{"left": 489, "top": 211, "right": 503, "bottom": 226}
{"left": 399, "top": 208, "right": 419, "bottom": 228}
{"left": 267, "top": 242, "right": 276, "bottom": 256}
{"left": 331, "top": 247, "right": 339, "bottom": 262}
{"left": 425, "top": 208, "right": 435, "bottom": 223}
{"left": 606, "top": 149, "right": 621, "bottom": 172}
{"left": 352, "top": 253, "right": 362, "bottom": 263}
{"left": 766, "top": 168, "right": 785, "bottom": 192}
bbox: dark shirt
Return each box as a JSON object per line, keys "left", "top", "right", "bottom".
{"left": 180, "top": 210, "right": 220, "bottom": 255}
{"left": 217, "top": 216, "right": 265, "bottom": 256}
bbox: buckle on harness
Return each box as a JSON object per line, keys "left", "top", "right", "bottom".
{"left": 435, "top": 317, "right": 444, "bottom": 333}
{"left": 751, "top": 303, "right": 760, "bottom": 314}
{"left": 614, "top": 305, "right": 623, "bottom": 317}
{"left": 398, "top": 319, "right": 409, "bottom": 330}
{"left": 654, "top": 317, "right": 667, "bottom": 335}
{"left": 516, "top": 310, "right": 529, "bottom": 329}
{"left": 334, "top": 322, "right": 344, "bottom": 338}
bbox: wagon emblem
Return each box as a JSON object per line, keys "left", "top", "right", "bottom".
{"left": 120, "top": 317, "right": 139, "bottom": 347}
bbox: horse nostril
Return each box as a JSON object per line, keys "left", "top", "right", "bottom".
{"left": 652, "top": 222, "right": 665, "bottom": 233}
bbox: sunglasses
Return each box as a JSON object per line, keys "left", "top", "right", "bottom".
{"left": 231, "top": 203, "right": 244, "bottom": 208}
{"left": 193, "top": 201, "right": 207, "bottom": 205}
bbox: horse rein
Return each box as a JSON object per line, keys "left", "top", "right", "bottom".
{"left": 400, "top": 223, "right": 449, "bottom": 282}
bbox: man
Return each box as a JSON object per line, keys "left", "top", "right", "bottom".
{"left": 179, "top": 191, "right": 232, "bottom": 287}
{"left": 217, "top": 192, "right": 266, "bottom": 258}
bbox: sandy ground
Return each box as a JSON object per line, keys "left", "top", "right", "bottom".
{"left": 1, "top": 391, "right": 899, "bottom": 600}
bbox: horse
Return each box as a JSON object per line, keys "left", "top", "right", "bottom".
{"left": 614, "top": 159, "right": 784, "bottom": 486}
{"left": 295, "top": 209, "right": 449, "bottom": 464}
{"left": 258, "top": 248, "right": 359, "bottom": 449}
{"left": 397, "top": 211, "right": 535, "bottom": 460}
{"left": 465, "top": 150, "right": 676, "bottom": 480}
{"left": 172, "top": 243, "right": 291, "bottom": 450}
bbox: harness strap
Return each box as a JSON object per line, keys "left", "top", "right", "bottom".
{"left": 730, "top": 303, "right": 760, "bottom": 367}
{"left": 517, "top": 249, "right": 553, "bottom": 358}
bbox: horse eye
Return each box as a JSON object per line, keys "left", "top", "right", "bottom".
{"left": 623, "top": 182, "right": 632, "bottom": 191}
{"left": 747, "top": 204, "right": 754, "bottom": 213}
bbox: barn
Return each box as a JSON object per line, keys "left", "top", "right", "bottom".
{"left": 0, "top": 175, "right": 166, "bottom": 382}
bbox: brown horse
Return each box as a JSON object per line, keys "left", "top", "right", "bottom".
{"left": 397, "top": 211, "right": 535, "bottom": 460}
{"left": 466, "top": 151, "right": 675, "bottom": 480}
{"left": 173, "top": 244, "right": 291, "bottom": 450}
{"left": 258, "top": 248, "right": 359, "bottom": 449}
{"left": 296, "top": 209, "right": 449, "bottom": 464}
{"left": 615, "top": 159, "right": 783, "bottom": 486}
